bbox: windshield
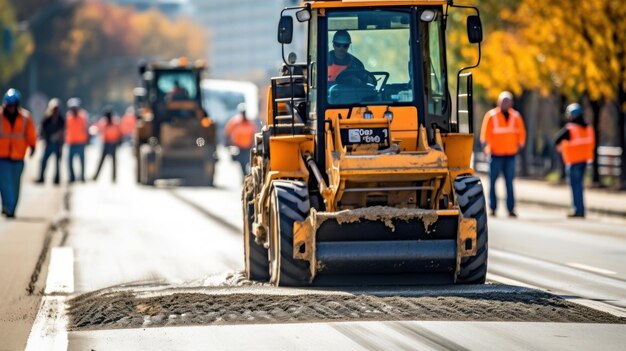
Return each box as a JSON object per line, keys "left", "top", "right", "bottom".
{"left": 156, "top": 71, "right": 198, "bottom": 102}
{"left": 326, "top": 10, "right": 414, "bottom": 106}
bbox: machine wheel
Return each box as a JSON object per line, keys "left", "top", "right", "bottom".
{"left": 268, "top": 180, "right": 311, "bottom": 286}
{"left": 454, "top": 175, "right": 488, "bottom": 284}
{"left": 243, "top": 176, "right": 269, "bottom": 281}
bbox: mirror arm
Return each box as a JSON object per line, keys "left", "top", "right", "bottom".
{"left": 279, "top": 6, "right": 308, "bottom": 66}
{"left": 450, "top": 3, "right": 481, "bottom": 133}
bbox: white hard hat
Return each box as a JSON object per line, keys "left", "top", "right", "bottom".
{"left": 67, "top": 97, "right": 81, "bottom": 108}
{"left": 497, "top": 91, "right": 513, "bottom": 105}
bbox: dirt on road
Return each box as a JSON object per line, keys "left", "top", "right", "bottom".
{"left": 67, "top": 274, "right": 626, "bottom": 331}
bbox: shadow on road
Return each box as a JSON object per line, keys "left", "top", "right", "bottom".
{"left": 167, "top": 190, "right": 241, "bottom": 235}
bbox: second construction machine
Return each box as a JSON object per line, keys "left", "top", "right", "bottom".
{"left": 134, "top": 58, "right": 217, "bottom": 186}
{"left": 243, "top": 0, "right": 487, "bottom": 286}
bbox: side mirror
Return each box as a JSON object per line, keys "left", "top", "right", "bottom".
{"left": 467, "top": 15, "right": 483, "bottom": 44}
{"left": 278, "top": 16, "right": 294, "bottom": 44}
{"left": 296, "top": 9, "right": 311, "bottom": 22}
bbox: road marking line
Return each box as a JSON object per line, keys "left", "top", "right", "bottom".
{"left": 25, "top": 296, "right": 68, "bottom": 351}
{"left": 488, "top": 272, "right": 626, "bottom": 318}
{"left": 45, "top": 247, "right": 74, "bottom": 294}
{"left": 566, "top": 262, "right": 617, "bottom": 276}
{"left": 26, "top": 247, "right": 74, "bottom": 351}
{"left": 489, "top": 251, "right": 626, "bottom": 319}
{"left": 491, "top": 249, "right": 625, "bottom": 288}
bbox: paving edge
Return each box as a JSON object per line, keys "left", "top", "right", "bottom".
{"left": 487, "top": 273, "right": 626, "bottom": 318}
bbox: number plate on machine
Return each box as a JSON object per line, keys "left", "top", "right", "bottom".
{"left": 341, "top": 128, "right": 389, "bottom": 148}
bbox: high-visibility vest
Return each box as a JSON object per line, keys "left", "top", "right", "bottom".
{"left": 65, "top": 111, "right": 89, "bottom": 145}
{"left": 102, "top": 123, "right": 122, "bottom": 143}
{"left": 561, "top": 123, "right": 595, "bottom": 166}
{"left": 0, "top": 108, "right": 37, "bottom": 160}
{"left": 120, "top": 113, "right": 136, "bottom": 136}
{"left": 480, "top": 108, "right": 526, "bottom": 156}
{"left": 328, "top": 63, "right": 348, "bottom": 82}
{"left": 227, "top": 117, "right": 256, "bottom": 149}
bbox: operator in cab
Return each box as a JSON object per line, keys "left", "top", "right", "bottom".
{"left": 166, "top": 80, "right": 189, "bottom": 101}
{"left": 327, "top": 30, "right": 367, "bottom": 83}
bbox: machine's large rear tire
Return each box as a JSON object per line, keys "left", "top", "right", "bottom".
{"left": 454, "top": 175, "right": 488, "bottom": 284}
{"left": 243, "top": 176, "right": 269, "bottom": 281}
{"left": 268, "top": 181, "right": 311, "bottom": 286}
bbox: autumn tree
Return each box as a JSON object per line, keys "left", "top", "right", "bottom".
{"left": 57, "top": 3, "right": 207, "bottom": 110}
{"left": 514, "top": 0, "right": 626, "bottom": 187}
{"left": 0, "top": 0, "right": 34, "bottom": 90}
{"left": 8, "top": 1, "right": 207, "bottom": 113}
{"left": 448, "top": 0, "right": 626, "bottom": 186}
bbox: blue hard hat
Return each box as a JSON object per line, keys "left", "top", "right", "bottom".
{"left": 565, "top": 103, "right": 583, "bottom": 119}
{"left": 333, "top": 30, "right": 352, "bottom": 45}
{"left": 3, "top": 88, "right": 21, "bottom": 105}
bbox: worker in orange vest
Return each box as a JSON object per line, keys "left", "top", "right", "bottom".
{"left": 65, "top": 97, "right": 89, "bottom": 183}
{"left": 92, "top": 107, "right": 122, "bottom": 182}
{"left": 224, "top": 103, "right": 258, "bottom": 177}
{"left": 119, "top": 106, "right": 136, "bottom": 146}
{"left": 480, "top": 91, "right": 527, "bottom": 217}
{"left": 554, "top": 103, "right": 595, "bottom": 218}
{"left": 0, "top": 89, "right": 37, "bottom": 218}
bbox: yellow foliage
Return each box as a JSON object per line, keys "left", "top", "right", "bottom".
{"left": 61, "top": 3, "right": 207, "bottom": 68}
{"left": 0, "top": 0, "right": 34, "bottom": 85}
{"left": 54, "top": 2, "right": 207, "bottom": 106}
{"left": 449, "top": 0, "right": 626, "bottom": 103}
{"left": 513, "top": 0, "right": 626, "bottom": 101}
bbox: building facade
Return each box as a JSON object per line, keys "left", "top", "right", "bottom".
{"left": 190, "top": 0, "right": 302, "bottom": 82}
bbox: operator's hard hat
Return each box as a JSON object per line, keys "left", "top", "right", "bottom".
{"left": 67, "top": 97, "right": 81, "bottom": 108}
{"left": 565, "top": 103, "right": 583, "bottom": 119}
{"left": 237, "top": 102, "right": 246, "bottom": 113}
{"left": 3, "top": 88, "right": 21, "bottom": 105}
{"left": 333, "top": 30, "right": 352, "bottom": 45}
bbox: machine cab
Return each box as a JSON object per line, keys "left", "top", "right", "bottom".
{"left": 276, "top": 1, "right": 482, "bottom": 159}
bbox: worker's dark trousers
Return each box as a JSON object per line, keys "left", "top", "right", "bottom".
{"left": 567, "top": 162, "right": 586, "bottom": 216}
{"left": 488, "top": 155, "right": 516, "bottom": 213}
{"left": 38, "top": 142, "right": 62, "bottom": 184}
{"left": 0, "top": 158, "right": 25, "bottom": 216}
{"left": 235, "top": 147, "right": 251, "bottom": 176}
{"left": 93, "top": 143, "right": 117, "bottom": 182}
{"left": 68, "top": 144, "right": 86, "bottom": 183}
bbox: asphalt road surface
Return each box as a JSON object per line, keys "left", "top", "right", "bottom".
{"left": 11, "top": 145, "right": 626, "bottom": 350}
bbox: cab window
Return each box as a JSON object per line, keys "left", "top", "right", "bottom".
{"left": 326, "top": 10, "right": 414, "bottom": 106}
{"left": 156, "top": 71, "right": 198, "bottom": 102}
